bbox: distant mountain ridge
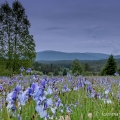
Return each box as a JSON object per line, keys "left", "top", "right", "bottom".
{"left": 36, "top": 50, "right": 120, "bottom": 61}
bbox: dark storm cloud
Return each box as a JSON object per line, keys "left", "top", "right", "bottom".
{"left": 1, "top": 0, "right": 120, "bottom": 54}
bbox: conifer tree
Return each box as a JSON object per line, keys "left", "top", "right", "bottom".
{"left": 100, "top": 54, "right": 117, "bottom": 75}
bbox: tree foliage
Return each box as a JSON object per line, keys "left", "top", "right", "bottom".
{"left": 0, "top": 1, "right": 36, "bottom": 75}
{"left": 100, "top": 54, "right": 117, "bottom": 75}
{"left": 118, "top": 68, "right": 120, "bottom": 75}
{"left": 71, "top": 59, "right": 83, "bottom": 75}
{"left": 63, "top": 68, "right": 67, "bottom": 76}
{"left": 84, "top": 63, "right": 90, "bottom": 72}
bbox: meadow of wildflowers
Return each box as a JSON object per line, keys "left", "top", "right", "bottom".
{"left": 0, "top": 67, "right": 120, "bottom": 120}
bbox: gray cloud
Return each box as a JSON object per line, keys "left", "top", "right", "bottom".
{"left": 45, "top": 27, "right": 67, "bottom": 31}
{"left": 1, "top": 0, "right": 120, "bottom": 55}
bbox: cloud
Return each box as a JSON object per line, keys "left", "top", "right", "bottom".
{"left": 111, "top": 40, "right": 120, "bottom": 54}
{"left": 2, "top": 0, "right": 120, "bottom": 54}
{"left": 92, "top": 34, "right": 97, "bottom": 38}
{"left": 112, "top": 45, "right": 120, "bottom": 54}
{"left": 45, "top": 27, "right": 67, "bottom": 31}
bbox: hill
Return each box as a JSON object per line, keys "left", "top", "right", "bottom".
{"left": 36, "top": 50, "right": 120, "bottom": 61}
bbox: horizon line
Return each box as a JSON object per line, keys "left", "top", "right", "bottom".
{"left": 36, "top": 50, "right": 119, "bottom": 55}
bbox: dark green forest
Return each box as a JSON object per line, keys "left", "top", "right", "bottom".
{"left": 34, "top": 58, "right": 120, "bottom": 76}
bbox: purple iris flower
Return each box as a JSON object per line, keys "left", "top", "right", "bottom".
{"left": 84, "top": 80, "right": 91, "bottom": 85}
{"left": 91, "top": 89, "right": 96, "bottom": 98}
{"left": 46, "top": 98, "right": 52, "bottom": 106}
{"left": 54, "top": 95, "right": 59, "bottom": 100}
{"left": 6, "top": 92, "right": 14, "bottom": 103}
{"left": 27, "top": 87, "right": 33, "bottom": 96}
{"left": 0, "top": 85, "right": 3, "bottom": 91}
{"left": 20, "top": 66, "right": 25, "bottom": 72}
{"left": 97, "top": 93, "right": 101, "bottom": 98}
{"left": 105, "top": 89, "right": 110, "bottom": 94}
{"left": 62, "top": 84, "right": 70, "bottom": 92}
{"left": 54, "top": 102, "right": 59, "bottom": 107}
{"left": 44, "top": 102, "right": 48, "bottom": 110}
{"left": 47, "top": 86, "right": 53, "bottom": 95}
{"left": 37, "top": 100, "right": 42, "bottom": 106}
{"left": 18, "top": 91, "right": 28, "bottom": 105}
{"left": 50, "top": 107, "right": 56, "bottom": 114}
{"left": 18, "top": 114, "right": 22, "bottom": 120}
{"left": 75, "top": 101, "right": 78, "bottom": 105}
{"left": 14, "top": 85, "right": 21, "bottom": 92}
{"left": 6, "top": 101, "right": 16, "bottom": 111}
{"left": 9, "top": 81, "right": 12, "bottom": 85}
{"left": 66, "top": 106, "right": 72, "bottom": 113}
{"left": 40, "top": 88, "right": 44, "bottom": 96}
{"left": 19, "top": 73, "right": 23, "bottom": 77}
{"left": 114, "top": 72, "right": 119, "bottom": 76}
{"left": 87, "top": 85, "right": 92, "bottom": 93}
{"left": 106, "top": 95, "right": 108, "bottom": 99}
{"left": 11, "top": 105, "right": 16, "bottom": 111}
{"left": 0, "top": 104, "right": 2, "bottom": 110}
{"left": 33, "top": 87, "right": 45, "bottom": 101}
{"left": 31, "top": 82, "right": 38, "bottom": 91}
{"left": 41, "top": 79, "right": 45, "bottom": 88}
{"left": 26, "top": 68, "right": 32, "bottom": 73}
{"left": 38, "top": 96, "right": 46, "bottom": 102}
{"left": 12, "top": 91, "right": 17, "bottom": 101}
{"left": 78, "top": 82, "right": 82, "bottom": 87}
{"left": 118, "top": 93, "right": 120, "bottom": 99}
{"left": 35, "top": 105, "right": 47, "bottom": 118}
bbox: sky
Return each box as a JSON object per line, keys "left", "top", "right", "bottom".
{"left": 1, "top": 0, "right": 120, "bottom": 55}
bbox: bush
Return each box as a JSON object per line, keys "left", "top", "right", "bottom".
{"left": 31, "top": 70, "right": 43, "bottom": 75}
{"left": 48, "top": 72, "right": 53, "bottom": 76}
{"left": 0, "top": 68, "right": 11, "bottom": 76}
{"left": 83, "top": 71, "right": 93, "bottom": 76}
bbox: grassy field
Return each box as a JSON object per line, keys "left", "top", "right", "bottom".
{"left": 0, "top": 75, "right": 120, "bottom": 120}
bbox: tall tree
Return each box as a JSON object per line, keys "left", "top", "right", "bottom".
{"left": 0, "top": 0, "right": 36, "bottom": 74}
{"left": 12, "top": 0, "right": 36, "bottom": 71}
{"left": 0, "top": 2, "right": 14, "bottom": 73}
{"left": 100, "top": 54, "right": 117, "bottom": 75}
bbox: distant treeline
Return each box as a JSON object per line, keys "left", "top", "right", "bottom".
{"left": 36, "top": 59, "right": 120, "bottom": 72}
{"left": 32, "top": 58, "right": 120, "bottom": 76}
{"left": 33, "top": 62, "right": 68, "bottom": 76}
